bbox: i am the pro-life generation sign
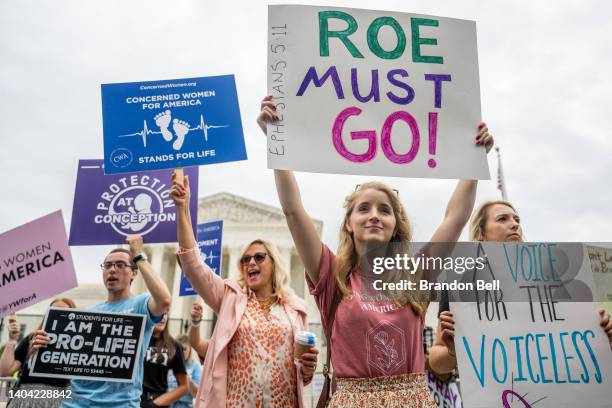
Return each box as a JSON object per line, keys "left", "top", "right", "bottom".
{"left": 179, "top": 220, "right": 223, "bottom": 296}
{"left": 30, "top": 308, "right": 146, "bottom": 382}
{"left": 102, "top": 75, "right": 247, "bottom": 174}
{"left": 267, "top": 5, "right": 487, "bottom": 179}
{"left": 69, "top": 160, "right": 198, "bottom": 245}
{"left": 0, "top": 211, "right": 77, "bottom": 318}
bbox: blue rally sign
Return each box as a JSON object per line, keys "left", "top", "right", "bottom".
{"left": 101, "top": 75, "right": 247, "bottom": 174}
{"left": 179, "top": 220, "right": 223, "bottom": 296}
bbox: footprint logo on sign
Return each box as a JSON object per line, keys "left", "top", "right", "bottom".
{"left": 119, "top": 110, "right": 230, "bottom": 151}
{"left": 172, "top": 119, "right": 190, "bottom": 150}
{"left": 154, "top": 110, "right": 173, "bottom": 142}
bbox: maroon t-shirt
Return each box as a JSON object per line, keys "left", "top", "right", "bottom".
{"left": 307, "top": 245, "right": 426, "bottom": 378}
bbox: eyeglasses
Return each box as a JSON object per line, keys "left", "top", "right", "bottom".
{"left": 355, "top": 184, "right": 399, "bottom": 196}
{"left": 100, "top": 261, "right": 133, "bottom": 270}
{"left": 240, "top": 252, "right": 268, "bottom": 266}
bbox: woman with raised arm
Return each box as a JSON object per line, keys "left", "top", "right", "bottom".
{"left": 429, "top": 200, "right": 612, "bottom": 374}
{"left": 187, "top": 301, "right": 209, "bottom": 363}
{"left": 170, "top": 174, "right": 318, "bottom": 408}
{"left": 258, "top": 96, "right": 494, "bottom": 407}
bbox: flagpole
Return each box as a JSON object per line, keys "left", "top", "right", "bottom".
{"left": 496, "top": 147, "right": 508, "bottom": 201}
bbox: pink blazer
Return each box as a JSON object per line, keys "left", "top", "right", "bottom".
{"left": 178, "top": 249, "right": 309, "bottom": 408}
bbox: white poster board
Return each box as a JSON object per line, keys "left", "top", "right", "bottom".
{"left": 451, "top": 243, "right": 612, "bottom": 407}
{"left": 267, "top": 5, "right": 488, "bottom": 179}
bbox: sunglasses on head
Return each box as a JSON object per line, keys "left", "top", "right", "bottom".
{"left": 240, "top": 252, "right": 268, "bottom": 266}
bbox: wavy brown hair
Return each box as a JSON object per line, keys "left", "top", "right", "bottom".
{"left": 152, "top": 314, "right": 177, "bottom": 362}
{"left": 336, "top": 182, "right": 426, "bottom": 317}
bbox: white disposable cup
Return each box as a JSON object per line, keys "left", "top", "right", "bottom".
{"left": 294, "top": 330, "right": 317, "bottom": 363}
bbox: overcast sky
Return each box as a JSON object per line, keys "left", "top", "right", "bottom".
{"left": 1, "top": 0, "right": 611, "bottom": 285}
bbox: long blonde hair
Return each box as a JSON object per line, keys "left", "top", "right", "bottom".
{"left": 469, "top": 200, "right": 520, "bottom": 241}
{"left": 236, "top": 239, "right": 294, "bottom": 300}
{"left": 335, "top": 182, "right": 426, "bottom": 317}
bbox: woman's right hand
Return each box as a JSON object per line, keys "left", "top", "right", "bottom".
{"left": 170, "top": 173, "right": 190, "bottom": 208}
{"left": 190, "top": 302, "right": 203, "bottom": 323}
{"left": 256, "top": 95, "right": 279, "bottom": 134}
{"left": 8, "top": 314, "right": 20, "bottom": 341}
{"left": 29, "top": 330, "right": 51, "bottom": 354}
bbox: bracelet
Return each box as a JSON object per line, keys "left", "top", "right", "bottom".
{"left": 191, "top": 319, "right": 201, "bottom": 327}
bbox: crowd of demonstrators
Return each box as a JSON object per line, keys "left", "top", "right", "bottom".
{"left": 0, "top": 298, "right": 76, "bottom": 408}
{"left": 187, "top": 302, "right": 209, "bottom": 363}
{"left": 428, "top": 201, "right": 612, "bottom": 376}
{"left": 258, "top": 95, "right": 494, "bottom": 407}
{"left": 167, "top": 334, "right": 203, "bottom": 408}
{"left": 141, "top": 313, "right": 188, "bottom": 407}
{"left": 11, "top": 235, "right": 173, "bottom": 408}
{"left": 2, "top": 118, "right": 610, "bottom": 408}
{"left": 170, "top": 173, "right": 319, "bottom": 408}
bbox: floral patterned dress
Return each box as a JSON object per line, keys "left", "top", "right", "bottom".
{"left": 226, "top": 294, "right": 298, "bottom": 407}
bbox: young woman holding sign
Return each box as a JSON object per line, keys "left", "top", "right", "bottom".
{"left": 0, "top": 298, "right": 76, "bottom": 408}
{"left": 258, "top": 96, "right": 494, "bottom": 407}
{"left": 429, "top": 201, "right": 612, "bottom": 374}
{"left": 170, "top": 176, "right": 319, "bottom": 408}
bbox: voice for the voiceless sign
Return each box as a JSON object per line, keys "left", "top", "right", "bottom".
{"left": 139, "top": 150, "right": 216, "bottom": 164}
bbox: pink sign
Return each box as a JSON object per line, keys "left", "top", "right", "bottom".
{"left": 0, "top": 211, "right": 78, "bottom": 318}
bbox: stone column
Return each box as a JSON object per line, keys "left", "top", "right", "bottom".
{"left": 279, "top": 247, "right": 293, "bottom": 285}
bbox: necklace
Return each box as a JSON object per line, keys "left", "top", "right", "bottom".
{"left": 256, "top": 295, "right": 277, "bottom": 311}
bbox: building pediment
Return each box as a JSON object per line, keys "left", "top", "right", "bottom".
{"left": 198, "top": 192, "right": 323, "bottom": 227}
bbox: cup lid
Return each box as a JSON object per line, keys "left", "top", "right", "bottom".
{"left": 295, "top": 330, "right": 316, "bottom": 345}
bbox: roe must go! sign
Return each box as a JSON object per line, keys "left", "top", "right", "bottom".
{"left": 267, "top": 5, "right": 487, "bottom": 179}
{"left": 69, "top": 160, "right": 198, "bottom": 245}
{"left": 101, "top": 75, "right": 247, "bottom": 173}
{"left": 30, "top": 308, "right": 146, "bottom": 382}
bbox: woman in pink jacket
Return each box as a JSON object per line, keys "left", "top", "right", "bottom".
{"left": 170, "top": 174, "right": 318, "bottom": 408}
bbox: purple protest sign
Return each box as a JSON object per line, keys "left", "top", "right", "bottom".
{"left": 69, "top": 160, "right": 198, "bottom": 245}
{"left": 0, "top": 211, "right": 78, "bottom": 318}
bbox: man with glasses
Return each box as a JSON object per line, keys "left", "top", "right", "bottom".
{"left": 36, "top": 235, "right": 173, "bottom": 407}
